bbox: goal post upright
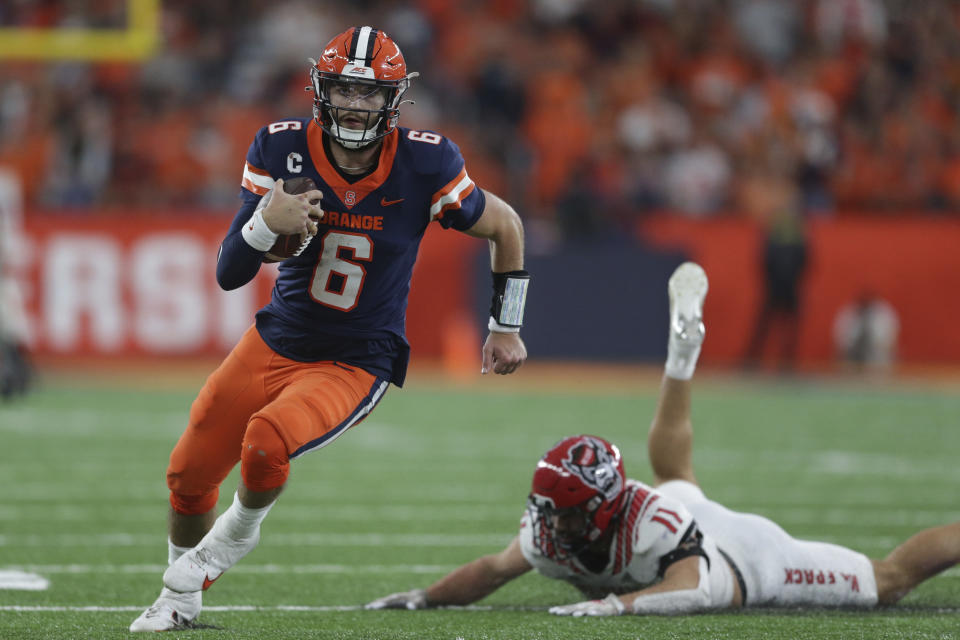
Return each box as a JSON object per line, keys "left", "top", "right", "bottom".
{"left": 0, "top": 0, "right": 160, "bottom": 62}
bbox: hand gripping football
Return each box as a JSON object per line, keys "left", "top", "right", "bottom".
{"left": 262, "top": 177, "right": 323, "bottom": 263}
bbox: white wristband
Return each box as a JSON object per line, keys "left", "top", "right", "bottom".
{"left": 241, "top": 207, "right": 279, "bottom": 252}
{"left": 630, "top": 586, "right": 710, "bottom": 615}
{"left": 488, "top": 316, "right": 520, "bottom": 334}
{"left": 603, "top": 593, "right": 626, "bottom": 615}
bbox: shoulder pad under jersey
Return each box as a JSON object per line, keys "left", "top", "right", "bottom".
{"left": 632, "top": 492, "right": 694, "bottom": 559}
{"left": 398, "top": 127, "right": 462, "bottom": 177}
{"left": 255, "top": 119, "right": 311, "bottom": 163}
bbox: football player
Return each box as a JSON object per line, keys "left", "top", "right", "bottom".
{"left": 368, "top": 262, "right": 960, "bottom": 616}
{"left": 131, "top": 27, "right": 529, "bottom": 632}
{"left": 0, "top": 169, "right": 33, "bottom": 401}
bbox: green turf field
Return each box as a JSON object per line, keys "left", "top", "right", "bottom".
{"left": 1, "top": 372, "right": 959, "bottom": 639}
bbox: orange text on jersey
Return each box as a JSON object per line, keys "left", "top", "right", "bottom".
{"left": 324, "top": 211, "right": 384, "bottom": 231}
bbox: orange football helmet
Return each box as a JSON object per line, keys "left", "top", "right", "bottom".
{"left": 309, "top": 26, "right": 418, "bottom": 149}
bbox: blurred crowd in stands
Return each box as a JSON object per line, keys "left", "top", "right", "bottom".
{"left": 2, "top": 0, "right": 960, "bottom": 242}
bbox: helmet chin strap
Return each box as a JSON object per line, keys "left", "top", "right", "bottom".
{"left": 330, "top": 120, "right": 381, "bottom": 150}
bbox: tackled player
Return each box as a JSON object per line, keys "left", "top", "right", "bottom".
{"left": 131, "top": 26, "right": 529, "bottom": 632}
{"left": 368, "top": 263, "right": 960, "bottom": 616}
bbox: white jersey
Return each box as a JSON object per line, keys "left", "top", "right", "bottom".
{"left": 657, "top": 480, "right": 878, "bottom": 608}
{"left": 519, "top": 480, "right": 736, "bottom": 606}
{"left": 519, "top": 478, "right": 878, "bottom": 610}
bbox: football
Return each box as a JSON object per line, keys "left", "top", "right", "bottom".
{"left": 262, "top": 176, "right": 323, "bottom": 263}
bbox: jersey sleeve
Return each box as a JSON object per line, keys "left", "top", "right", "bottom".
{"left": 216, "top": 127, "right": 275, "bottom": 291}
{"left": 240, "top": 127, "right": 275, "bottom": 202}
{"left": 429, "top": 137, "right": 485, "bottom": 231}
{"left": 632, "top": 494, "right": 699, "bottom": 573}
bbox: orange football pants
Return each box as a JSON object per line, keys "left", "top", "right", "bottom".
{"left": 166, "top": 325, "right": 388, "bottom": 515}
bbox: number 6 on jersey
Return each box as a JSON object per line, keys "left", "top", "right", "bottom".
{"left": 310, "top": 231, "right": 372, "bottom": 311}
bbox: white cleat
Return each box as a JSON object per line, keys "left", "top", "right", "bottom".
{"left": 163, "top": 525, "right": 259, "bottom": 593}
{"left": 129, "top": 587, "right": 201, "bottom": 632}
{"left": 668, "top": 262, "right": 708, "bottom": 347}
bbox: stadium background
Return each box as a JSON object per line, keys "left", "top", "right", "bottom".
{"left": 2, "top": 0, "right": 959, "bottom": 374}
{"left": 2, "top": 3, "right": 960, "bottom": 639}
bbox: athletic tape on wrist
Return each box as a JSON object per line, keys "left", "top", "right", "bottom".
{"left": 241, "top": 207, "right": 280, "bottom": 252}
{"left": 488, "top": 316, "right": 521, "bottom": 334}
{"left": 490, "top": 270, "right": 529, "bottom": 329}
{"left": 603, "top": 593, "right": 626, "bottom": 615}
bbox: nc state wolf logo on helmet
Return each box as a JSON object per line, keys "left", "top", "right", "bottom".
{"left": 528, "top": 435, "right": 627, "bottom": 558}
{"left": 561, "top": 437, "right": 623, "bottom": 501}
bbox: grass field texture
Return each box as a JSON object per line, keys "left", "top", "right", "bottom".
{"left": 1, "top": 369, "right": 959, "bottom": 639}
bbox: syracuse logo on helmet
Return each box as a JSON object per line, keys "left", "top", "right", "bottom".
{"left": 308, "top": 26, "right": 419, "bottom": 149}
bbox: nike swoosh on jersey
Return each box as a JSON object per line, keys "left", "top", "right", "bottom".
{"left": 202, "top": 574, "right": 219, "bottom": 590}
{"left": 380, "top": 197, "right": 404, "bottom": 206}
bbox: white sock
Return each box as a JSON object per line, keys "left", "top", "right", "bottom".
{"left": 218, "top": 491, "right": 275, "bottom": 542}
{"left": 665, "top": 340, "right": 701, "bottom": 381}
{"left": 168, "top": 539, "right": 191, "bottom": 566}
{"left": 176, "top": 493, "right": 275, "bottom": 577}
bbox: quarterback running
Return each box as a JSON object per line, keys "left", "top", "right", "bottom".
{"left": 368, "top": 262, "right": 960, "bottom": 616}
{"left": 131, "top": 26, "right": 528, "bottom": 632}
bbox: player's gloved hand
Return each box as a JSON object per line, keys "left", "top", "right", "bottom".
{"left": 548, "top": 593, "right": 626, "bottom": 617}
{"left": 364, "top": 588, "right": 429, "bottom": 610}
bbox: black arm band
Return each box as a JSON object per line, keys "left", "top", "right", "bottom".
{"left": 657, "top": 521, "right": 710, "bottom": 578}
{"left": 490, "top": 270, "right": 530, "bottom": 329}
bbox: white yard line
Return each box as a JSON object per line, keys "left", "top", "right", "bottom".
{"left": 699, "top": 449, "right": 960, "bottom": 479}
{"left": 4, "top": 603, "right": 960, "bottom": 614}
{"left": 751, "top": 508, "right": 960, "bottom": 527}
{"left": 0, "top": 532, "right": 933, "bottom": 549}
{"left": 0, "top": 604, "right": 536, "bottom": 612}
{"left": 0, "top": 503, "right": 521, "bottom": 521}
{"left": 7, "top": 563, "right": 959, "bottom": 577}
{"left": 0, "top": 485, "right": 516, "bottom": 503}
{"left": 0, "top": 532, "right": 512, "bottom": 547}
{"left": 3, "top": 504, "right": 955, "bottom": 526}
{"left": 0, "top": 408, "right": 184, "bottom": 436}
{"left": 0, "top": 605, "right": 356, "bottom": 612}
{"left": 0, "top": 570, "right": 49, "bottom": 590}
{"left": 6, "top": 563, "right": 455, "bottom": 574}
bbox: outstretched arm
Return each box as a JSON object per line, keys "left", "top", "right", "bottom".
{"left": 426, "top": 536, "right": 532, "bottom": 605}
{"left": 366, "top": 536, "right": 532, "bottom": 609}
{"left": 549, "top": 555, "right": 707, "bottom": 616}
{"left": 463, "top": 189, "right": 528, "bottom": 375}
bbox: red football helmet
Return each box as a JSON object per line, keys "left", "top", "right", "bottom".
{"left": 309, "top": 26, "right": 417, "bottom": 149}
{"left": 528, "top": 435, "right": 627, "bottom": 556}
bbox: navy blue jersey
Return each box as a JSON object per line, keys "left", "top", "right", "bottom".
{"left": 218, "top": 119, "right": 486, "bottom": 386}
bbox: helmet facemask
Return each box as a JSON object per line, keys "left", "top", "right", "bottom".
{"left": 310, "top": 65, "right": 414, "bottom": 150}
{"left": 528, "top": 494, "right": 605, "bottom": 556}
{"left": 527, "top": 435, "right": 627, "bottom": 560}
